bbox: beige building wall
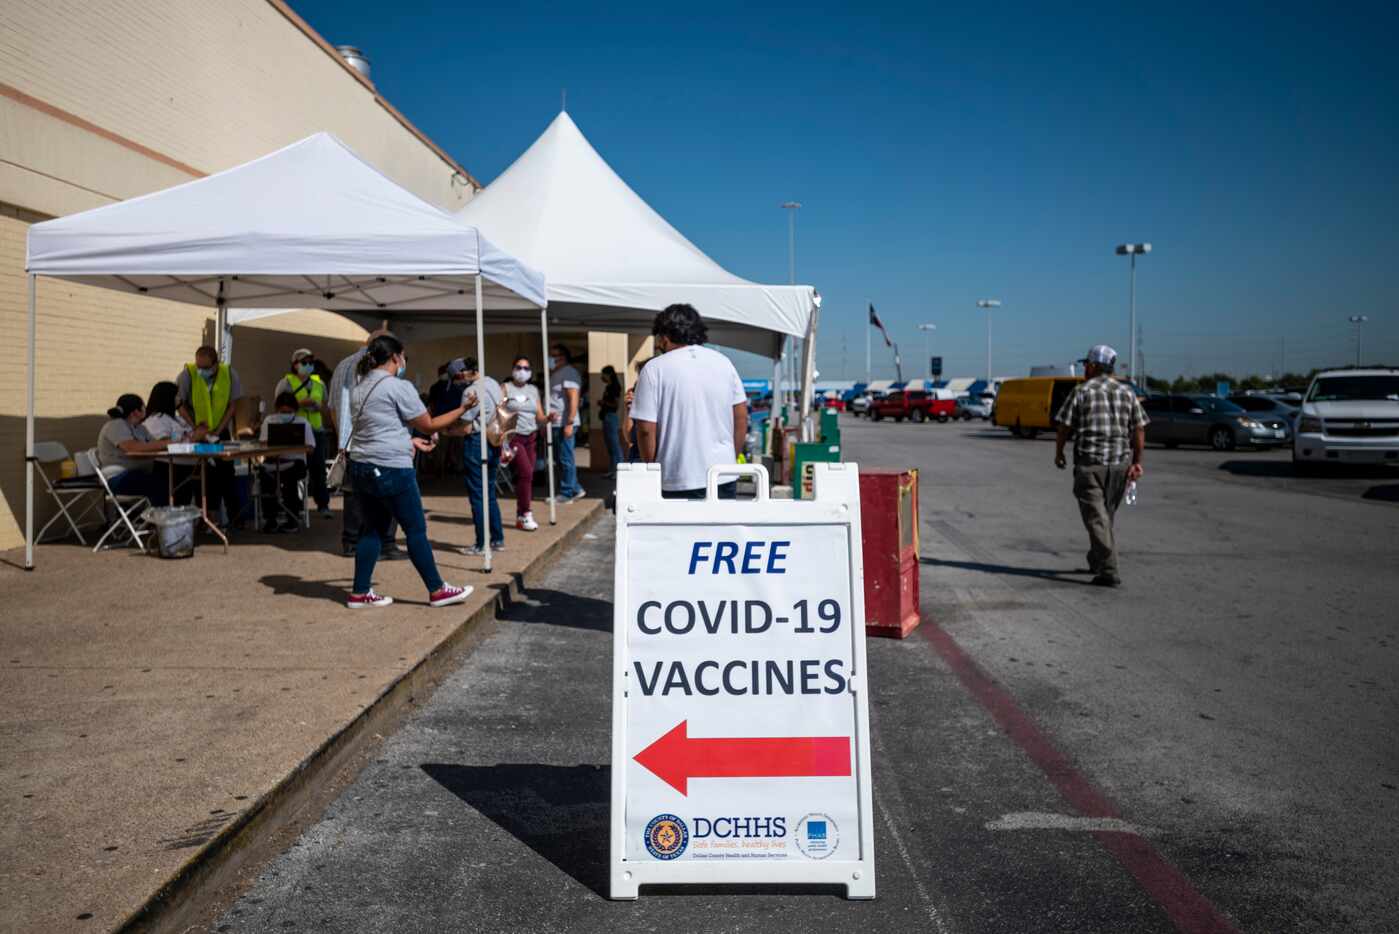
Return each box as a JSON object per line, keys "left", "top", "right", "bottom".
{"left": 0, "top": 0, "right": 484, "bottom": 552}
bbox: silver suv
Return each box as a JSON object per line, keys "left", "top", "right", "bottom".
{"left": 1293, "top": 368, "right": 1399, "bottom": 472}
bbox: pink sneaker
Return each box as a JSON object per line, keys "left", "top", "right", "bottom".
{"left": 347, "top": 590, "right": 393, "bottom": 609}
{"left": 429, "top": 583, "right": 473, "bottom": 608}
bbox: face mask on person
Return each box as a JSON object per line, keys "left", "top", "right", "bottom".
{"left": 551, "top": 356, "right": 565, "bottom": 370}
{"left": 513, "top": 367, "right": 531, "bottom": 383}
{"left": 296, "top": 362, "right": 313, "bottom": 376}
{"left": 395, "top": 358, "right": 407, "bottom": 378}
{"left": 197, "top": 366, "right": 215, "bottom": 380}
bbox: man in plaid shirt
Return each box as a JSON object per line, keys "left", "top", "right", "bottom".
{"left": 1053, "top": 344, "right": 1147, "bottom": 587}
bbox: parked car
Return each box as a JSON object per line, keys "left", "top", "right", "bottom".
{"left": 992, "top": 377, "right": 1083, "bottom": 438}
{"left": 1230, "top": 394, "right": 1299, "bottom": 431}
{"left": 1142, "top": 394, "right": 1289, "bottom": 450}
{"left": 1292, "top": 368, "right": 1399, "bottom": 472}
{"left": 870, "top": 389, "right": 955, "bottom": 423}
{"left": 849, "top": 392, "right": 878, "bottom": 416}
{"left": 957, "top": 392, "right": 995, "bottom": 420}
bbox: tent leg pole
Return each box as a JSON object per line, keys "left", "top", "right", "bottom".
{"left": 215, "top": 278, "right": 228, "bottom": 361}
{"left": 770, "top": 348, "right": 782, "bottom": 459}
{"left": 25, "top": 274, "right": 36, "bottom": 570}
{"left": 475, "top": 275, "right": 491, "bottom": 573}
{"left": 540, "top": 308, "right": 557, "bottom": 526}
{"left": 799, "top": 305, "right": 820, "bottom": 442}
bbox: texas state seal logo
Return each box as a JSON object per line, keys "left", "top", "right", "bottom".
{"left": 644, "top": 814, "right": 689, "bottom": 860}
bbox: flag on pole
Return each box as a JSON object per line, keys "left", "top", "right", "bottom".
{"left": 868, "top": 303, "right": 892, "bottom": 347}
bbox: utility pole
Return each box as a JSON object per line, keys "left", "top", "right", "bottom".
{"left": 918, "top": 323, "right": 937, "bottom": 381}
{"left": 1348, "top": 315, "right": 1369, "bottom": 367}
{"left": 1115, "top": 243, "right": 1152, "bottom": 384}
{"left": 780, "top": 201, "right": 801, "bottom": 418}
{"left": 976, "top": 299, "right": 1001, "bottom": 381}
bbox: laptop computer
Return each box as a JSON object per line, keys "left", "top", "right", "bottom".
{"left": 266, "top": 421, "right": 307, "bottom": 447}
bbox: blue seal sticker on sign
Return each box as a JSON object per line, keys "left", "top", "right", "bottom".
{"left": 644, "top": 814, "right": 689, "bottom": 860}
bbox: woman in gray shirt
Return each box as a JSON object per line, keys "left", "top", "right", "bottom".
{"left": 345, "top": 334, "right": 473, "bottom": 610}
{"left": 97, "top": 394, "right": 172, "bottom": 504}
{"left": 502, "top": 355, "right": 548, "bottom": 531}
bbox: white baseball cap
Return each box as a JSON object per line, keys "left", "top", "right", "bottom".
{"left": 1082, "top": 344, "right": 1118, "bottom": 367}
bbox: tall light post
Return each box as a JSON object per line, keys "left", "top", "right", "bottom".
{"left": 780, "top": 201, "right": 801, "bottom": 418}
{"left": 1348, "top": 314, "right": 1369, "bottom": 367}
{"left": 918, "top": 323, "right": 937, "bottom": 381}
{"left": 976, "top": 299, "right": 1000, "bottom": 381}
{"left": 1115, "top": 243, "right": 1151, "bottom": 383}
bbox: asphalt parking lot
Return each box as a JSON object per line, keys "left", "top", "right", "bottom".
{"left": 212, "top": 417, "right": 1397, "bottom": 933}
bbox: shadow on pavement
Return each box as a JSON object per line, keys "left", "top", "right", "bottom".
{"left": 258, "top": 573, "right": 352, "bottom": 602}
{"left": 498, "top": 586, "right": 613, "bottom": 632}
{"left": 1219, "top": 460, "right": 1397, "bottom": 480}
{"left": 1362, "top": 484, "right": 1399, "bottom": 502}
{"left": 422, "top": 763, "right": 610, "bottom": 897}
{"left": 921, "top": 556, "right": 1092, "bottom": 584}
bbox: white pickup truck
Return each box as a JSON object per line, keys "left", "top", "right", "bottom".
{"left": 1293, "top": 368, "right": 1399, "bottom": 472}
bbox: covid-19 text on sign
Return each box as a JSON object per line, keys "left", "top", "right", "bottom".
{"left": 623, "top": 523, "right": 860, "bottom": 863}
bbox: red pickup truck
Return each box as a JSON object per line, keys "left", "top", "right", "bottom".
{"left": 869, "top": 389, "right": 955, "bottom": 423}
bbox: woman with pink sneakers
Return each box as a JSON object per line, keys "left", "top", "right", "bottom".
{"left": 344, "top": 334, "right": 473, "bottom": 610}
{"left": 502, "top": 355, "right": 547, "bottom": 531}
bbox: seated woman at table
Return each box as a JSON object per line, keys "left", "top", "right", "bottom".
{"left": 141, "top": 381, "right": 199, "bottom": 505}
{"left": 97, "top": 394, "right": 171, "bottom": 504}
{"left": 257, "top": 392, "right": 315, "bottom": 533}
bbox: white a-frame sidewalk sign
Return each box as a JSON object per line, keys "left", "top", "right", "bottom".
{"left": 610, "top": 462, "right": 876, "bottom": 898}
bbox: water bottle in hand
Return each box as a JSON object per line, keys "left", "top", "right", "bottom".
{"left": 1125, "top": 480, "right": 1138, "bottom": 506}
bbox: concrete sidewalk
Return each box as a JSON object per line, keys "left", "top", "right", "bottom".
{"left": 0, "top": 475, "right": 603, "bottom": 933}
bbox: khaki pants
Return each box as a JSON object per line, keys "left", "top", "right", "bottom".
{"left": 1073, "top": 463, "right": 1130, "bottom": 577}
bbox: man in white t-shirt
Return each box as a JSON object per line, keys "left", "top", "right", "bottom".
{"left": 630, "top": 304, "right": 749, "bottom": 499}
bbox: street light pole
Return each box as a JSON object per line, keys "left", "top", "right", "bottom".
{"left": 1348, "top": 315, "right": 1369, "bottom": 367}
{"left": 976, "top": 300, "right": 1000, "bottom": 381}
{"left": 781, "top": 201, "right": 801, "bottom": 419}
{"left": 1115, "top": 243, "right": 1152, "bottom": 383}
{"left": 918, "top": 323, "right": 937, "bottom": 381}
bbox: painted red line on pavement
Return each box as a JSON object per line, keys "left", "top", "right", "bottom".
{"left": 920, "top": 621, "right": 1241, "bottom": 934}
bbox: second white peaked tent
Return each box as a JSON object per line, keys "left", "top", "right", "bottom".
{"left": 453, "top": 111, "right": 818, "bottom": 359}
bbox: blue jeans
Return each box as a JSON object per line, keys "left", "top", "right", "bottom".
{"left": 601, "top": 411, "right": 624, "bottom": 471}
{"left": 662, "top": 481, "right": 738, "bottom": 501}
{"left": 109, "top": 467, "right": 162, "bottom": 504}
{"left": 553, "top": 426, "right": 581, "bottom": 497}
{"left": 349, "top": 461, "right": 442, "bottom": 595}
{"left": 463, "top": 437, "right": 503, "bottom": 548}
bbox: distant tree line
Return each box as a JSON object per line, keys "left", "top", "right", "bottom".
{"left": 1140, "top": 371, "right": 1319, "bottom": 395}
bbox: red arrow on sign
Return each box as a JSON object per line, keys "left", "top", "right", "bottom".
{"left": 633, "top": 720, "right": 851, "bottom": 795}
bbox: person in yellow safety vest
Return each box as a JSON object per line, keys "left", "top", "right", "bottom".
{"left": 274, "top": 349, "right": 333, "bottom": 517}
{"left": 175, "top": 344, "right": 244, "bottom": 528}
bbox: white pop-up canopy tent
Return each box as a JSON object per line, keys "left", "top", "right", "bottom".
{"left": 23, "top": 132, "right": 547, "bottom": 570}
{"left": 453, "top": 111, "right": 818, "bottom": 360}
{"left": 452, "top": 111, "right": 822, "bottom": 436}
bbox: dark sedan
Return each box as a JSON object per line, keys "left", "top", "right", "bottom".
{"left": 1142, "top": 395, "right": 1291, "bottom": 451}
{"left": 1230, "top": 394, "right": 1299, "bottom": 431}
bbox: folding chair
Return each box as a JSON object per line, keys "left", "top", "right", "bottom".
{"left": 253, "top": 459, "right": 310, "bottom": 531}
{"left": 84, "top": 450, "right": 152, "bottom": 552}
{"left": 32, "top": 441, "right": 105, "bottom": 545}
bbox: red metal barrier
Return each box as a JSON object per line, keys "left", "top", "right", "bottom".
{"left": 859, "top": 468, "right": 920, "bottom": 638}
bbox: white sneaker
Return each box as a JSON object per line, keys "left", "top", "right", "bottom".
{"left": 567, "top": 491, "right": 588, "bottom": 504}
{"left": 517, "top": 513, "right": 539, "bottom": 531}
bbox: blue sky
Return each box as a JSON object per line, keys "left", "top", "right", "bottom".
{"left": 295, "top": 0, "right": 1397, "bottom": 380}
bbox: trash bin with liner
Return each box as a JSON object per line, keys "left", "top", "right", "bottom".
{"left": 146, "top": 505, "right": 201, "bottom": 559}
{"left": 858, "top": 468, "right": 920, "bottom": 637}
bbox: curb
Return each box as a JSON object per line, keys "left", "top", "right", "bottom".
{"left": 116, "top": 499, "right": 606, "bottom": 933}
